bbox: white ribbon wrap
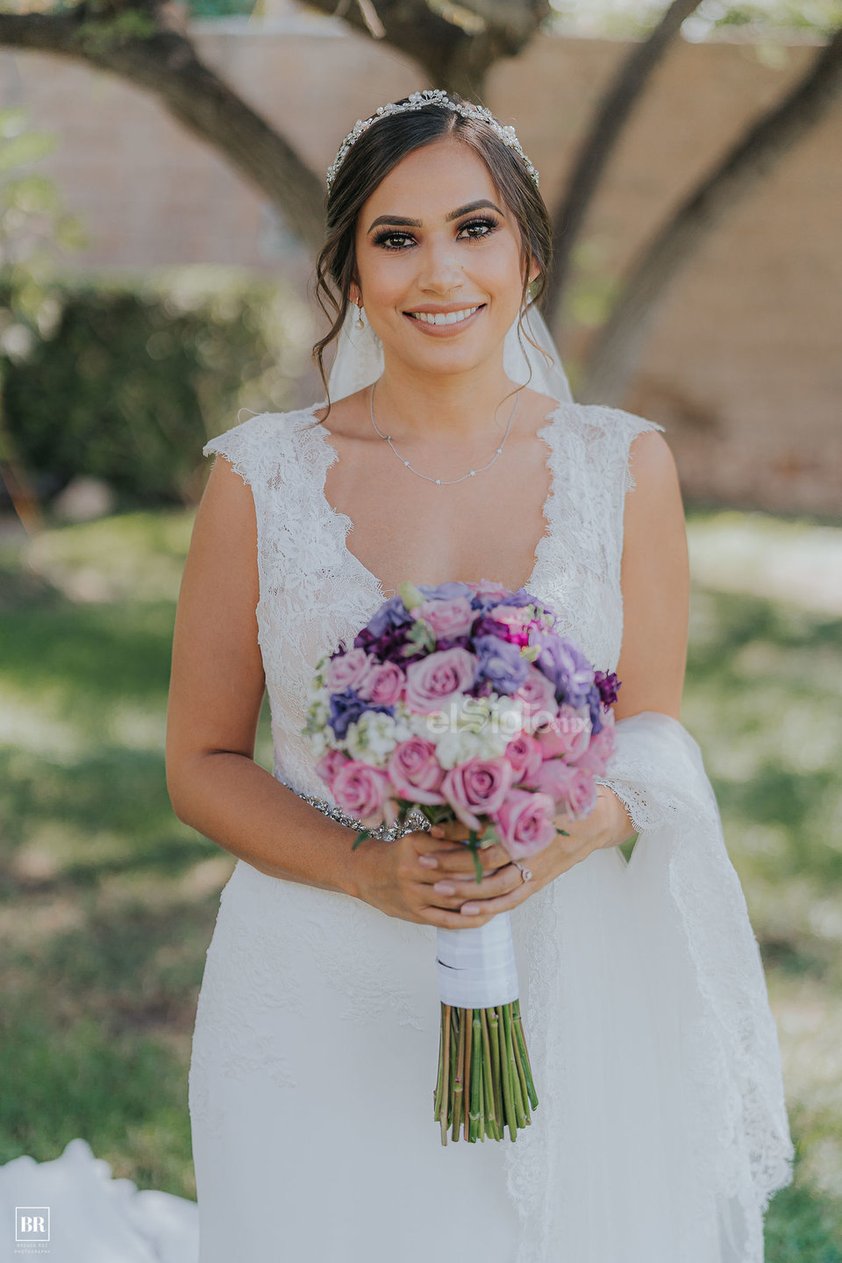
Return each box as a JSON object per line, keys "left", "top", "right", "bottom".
{"left": 436, "top": 912, "right": 519, "bottom": 1009}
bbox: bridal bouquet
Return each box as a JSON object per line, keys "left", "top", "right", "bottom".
{"left": 302, "top": 580, "right": 620, "bottom": 1144}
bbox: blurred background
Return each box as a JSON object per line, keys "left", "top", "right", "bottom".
{"left": 0, "top": 1, "right": 840, "bottom": 1257}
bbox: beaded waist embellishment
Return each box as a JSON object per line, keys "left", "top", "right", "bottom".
{"left": 277, "top": 775, "right": 431, "bottom": 842}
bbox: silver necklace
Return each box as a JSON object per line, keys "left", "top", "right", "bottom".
{"left": 368, "top": 380, "right": 521, "bottom": 487}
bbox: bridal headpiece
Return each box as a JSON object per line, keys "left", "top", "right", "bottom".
{"left": 325, "top": 89, "right": 540, "bottom": 193}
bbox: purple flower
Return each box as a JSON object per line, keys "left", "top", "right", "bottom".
{"left": 328, "top": 689, "right": 393, "bottom": 740}
{"left": 469, "top": 582, "right": 537, "bottom": 615}
{"left": 532, "top": 631, "right": 594, "bottom": 708}
{"left": 417, "top": 580, "right": 474, "bottom": 601}
{"left": 594, "top": 670, "right": 621, "bottom": 707}
{"left": 474, "top": 634, "right": 530, "bottom": 695}
{"left": 353, "top": 595, "right": 415, "bottom": 659}
{"left": 588, "top": 686, "right": 605, "bottom": 735}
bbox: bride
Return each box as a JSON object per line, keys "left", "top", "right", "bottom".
{"left": 0, "top": 91, "right": 793, "bottom": 1262}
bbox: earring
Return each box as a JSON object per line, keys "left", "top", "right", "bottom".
{"left": 357, "top": 303, "right": 365, "bottom": 329}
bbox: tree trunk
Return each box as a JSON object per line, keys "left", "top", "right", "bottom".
{"left": 578, "top": 26, "right": 842, "bottom": 406}
{"left": 0, "top": 5, "right": 326, "bottom": 250}
{"left": 541, "top": 0, "right": 704, "bottom": 326}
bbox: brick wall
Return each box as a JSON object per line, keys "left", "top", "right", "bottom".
{"left": 2, "top": 17, "right": 839, "bottom": 513}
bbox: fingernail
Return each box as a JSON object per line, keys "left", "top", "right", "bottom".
{"left": 461, "top": 903, "right": 480, "bottom": 915}
{"left": 434, "top": 882, "right": 456, "bottom": 895}
{"left": 419, "top": 855, "right": 438, "bottom": 868}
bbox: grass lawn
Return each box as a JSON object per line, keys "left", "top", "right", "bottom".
{"left": 0, "top": 503, "right": 840, "bottom": 1258}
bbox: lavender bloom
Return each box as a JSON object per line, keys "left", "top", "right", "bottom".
{"left": 470, "top": 585, "right": 538, "bottom": 615}
{"left": 353, "top": 595, "right": 415, "bottom": 658}
{"left": 328, "top": 689, "right": 393, "bottom": 740}
{"left": 533, "top": 631, "right": 594, "bottom": 708}
{"left": 587, "top": 685, "right": 604, "bottom": 735}
{"left": 417, "top": 581, "right": 474, "bottom": 601}
{"left": 474, "top": 634, "right": 530, "bottom": 695}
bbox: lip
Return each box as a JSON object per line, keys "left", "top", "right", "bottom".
{"left": 403, "top": 304, "right": 486, "bottom": 336}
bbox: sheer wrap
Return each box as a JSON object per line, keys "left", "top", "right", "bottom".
{"left": 501, "top": 710, "right": 794, "bottom": 1261}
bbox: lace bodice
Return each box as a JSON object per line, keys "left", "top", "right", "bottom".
{"left": 203, "top": 398, "right": 663, "bottom": 809}
{"left": 199, "top": 399, "right": 793, "bottom": 1262}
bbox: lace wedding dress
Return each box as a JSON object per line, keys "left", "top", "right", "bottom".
{"left": 187, "top": 395, "right": 793, "bottom": 1263}
{"left": 0, "top": 390, "right": 794, "bottom": 1263}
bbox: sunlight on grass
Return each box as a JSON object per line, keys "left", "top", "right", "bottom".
{"left": 0, "top": 504, "right": 840, "bottom": 1252}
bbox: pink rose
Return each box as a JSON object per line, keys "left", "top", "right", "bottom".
{"left": 441, "top": 757, "right": 513, "bottom": 831}
{"left": 417, "top": 596, "right": 475, "bottom": 640}
{"left": 315, "top": 748, "right": 351, "bottom": 789}
{"left": 326, "top": 647, "right": 372, "bottom": 693}
{"left": 486, "top": 604, "right": 535, "bottom": 646}
{"left": 357, "top": 660, "right": 406, "bottom": 706}
{"left": 472, "top": 580, "right": 511, "bottom": 603}
{"left": 388, "top": 738, "right": 446, "bottom": 805}
{"left": 331, "top": 760, "right": 393, "bottom": 828}
{"left": 405, "top": 647, "right": 477, "bottom": 715}
{"left": 536, "top": 704, "right": 592, "bottom": 761}
{"left": 492, "top": 789, "right": 557, "bottom": 860}
{"left": 533, "top": 759, "right": 597, "bottom": 819}
{"left": 514, "top": 665, "right": 558, "bottom": 727}
{"left": 572, "top": 721, "right": 616, "bottom": 774}
{"left": 533, "top": 757, "right": 581, "bottom": 804}
{"left": 504, "top": 732, "right": 544, "bottom": 786}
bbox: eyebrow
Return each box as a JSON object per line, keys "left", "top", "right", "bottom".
{"left": 366, "top": 199, "right": 504, "bottom": 234}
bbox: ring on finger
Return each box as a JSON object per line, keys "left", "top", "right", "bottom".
{"left": 513, "top": 859, "right": 533, "bottom": 884}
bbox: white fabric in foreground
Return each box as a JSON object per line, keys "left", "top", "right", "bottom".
{"left": 0, "top": 1138, "right": 198, "bottom": 1262}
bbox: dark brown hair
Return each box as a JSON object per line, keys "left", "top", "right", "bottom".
{"left": 306, "top": 93, "right": 554, "bottom": 428}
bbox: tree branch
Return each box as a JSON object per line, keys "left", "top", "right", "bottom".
{"left": 541, "top": 0, "right": 704, "bottom": 324}
{"left": 0, "top": 1, "right": 326, "bottom": 251}
{"left": 305, "top": 0, "right": 550, "bottom": 97}
{"left": 578, "top": 25, "right": 842, "bottom": 404}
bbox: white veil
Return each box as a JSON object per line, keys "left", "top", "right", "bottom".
{"left": 326, "top": 299, "right": 574, "bottom": 404}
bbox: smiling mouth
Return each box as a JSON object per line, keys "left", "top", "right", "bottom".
{"left": 404, "top": 305, "right": 486, "bottom": 329}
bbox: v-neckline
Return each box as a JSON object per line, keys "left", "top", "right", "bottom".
{"left": 303, "top": 397, "right": 569, "bottom": 606}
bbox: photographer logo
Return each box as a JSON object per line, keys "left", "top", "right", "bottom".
{"left": 15, "top": 1207, "right": 50, "bottom": 1254}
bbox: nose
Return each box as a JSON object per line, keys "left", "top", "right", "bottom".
{"left": 417, "top": 233, "right": 465, "bottom": 295}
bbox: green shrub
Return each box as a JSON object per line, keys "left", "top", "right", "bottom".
{"left": 1, "top": 270, "right": 302, "bottom": 508}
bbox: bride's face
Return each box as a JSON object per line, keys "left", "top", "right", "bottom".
{"left": 351, "top": 136, "right": 538, "bottom": 374}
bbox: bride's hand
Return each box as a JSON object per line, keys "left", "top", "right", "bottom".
{"left": 354, "top": 827, "right": 514, "bottom": 930}
{"left": 419, "top": 788, "right": 628, "bottom": 919}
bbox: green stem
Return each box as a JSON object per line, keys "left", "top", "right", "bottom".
{"left": 513, "top": 1001, "right": 539, "bottom": 1109}
{"left": 503, "top": 1004, "right": 526, "bottom": 1130}
{"left": 498, "top": 1005, "right": 516, "bottom": 1140}
{"left": 511, "top": 1011, "right": 530, "bottom": 1125}
{"left": 469, "top": 1011, "right": 482, "bottom": 1142}
{"left": 489, "top": 1008, "right": 503, "bottom": 1139}
{"left": 439, "top": 1003, "right": 452, "bottom": 1145}
{"left": 451, "top": 1007, "right": 465, "bottom": 1142}
{"left": 480, "top": 1008, "right": 496, "bottom": 1133}
{"left": 463, "top": 1007, "right": 472, "bottom": 1142}
{"left": 433, "top": 1004, "right": 444, "bottom": 1121}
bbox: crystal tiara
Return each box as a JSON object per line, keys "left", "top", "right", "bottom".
{"left": 325, "top": 88, "right": 540, "bottom": 193}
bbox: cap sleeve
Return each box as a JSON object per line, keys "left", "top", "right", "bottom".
{"left": 601, "top": 407, "right": 667, "bottom": 494}
{"left": 202, "top": 410, "right": 274, "bottom": 489}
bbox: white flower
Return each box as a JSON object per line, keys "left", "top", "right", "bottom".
{"left": 345, "top": 710, "right": 402, "bottom": 766}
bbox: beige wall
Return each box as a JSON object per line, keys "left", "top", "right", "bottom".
{"left": 2, "top": 18, "right": 840, "bottom": 514}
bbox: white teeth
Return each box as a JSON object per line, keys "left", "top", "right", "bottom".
{"left": 410, "top": 306, "right": 480, "bottom": 326}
